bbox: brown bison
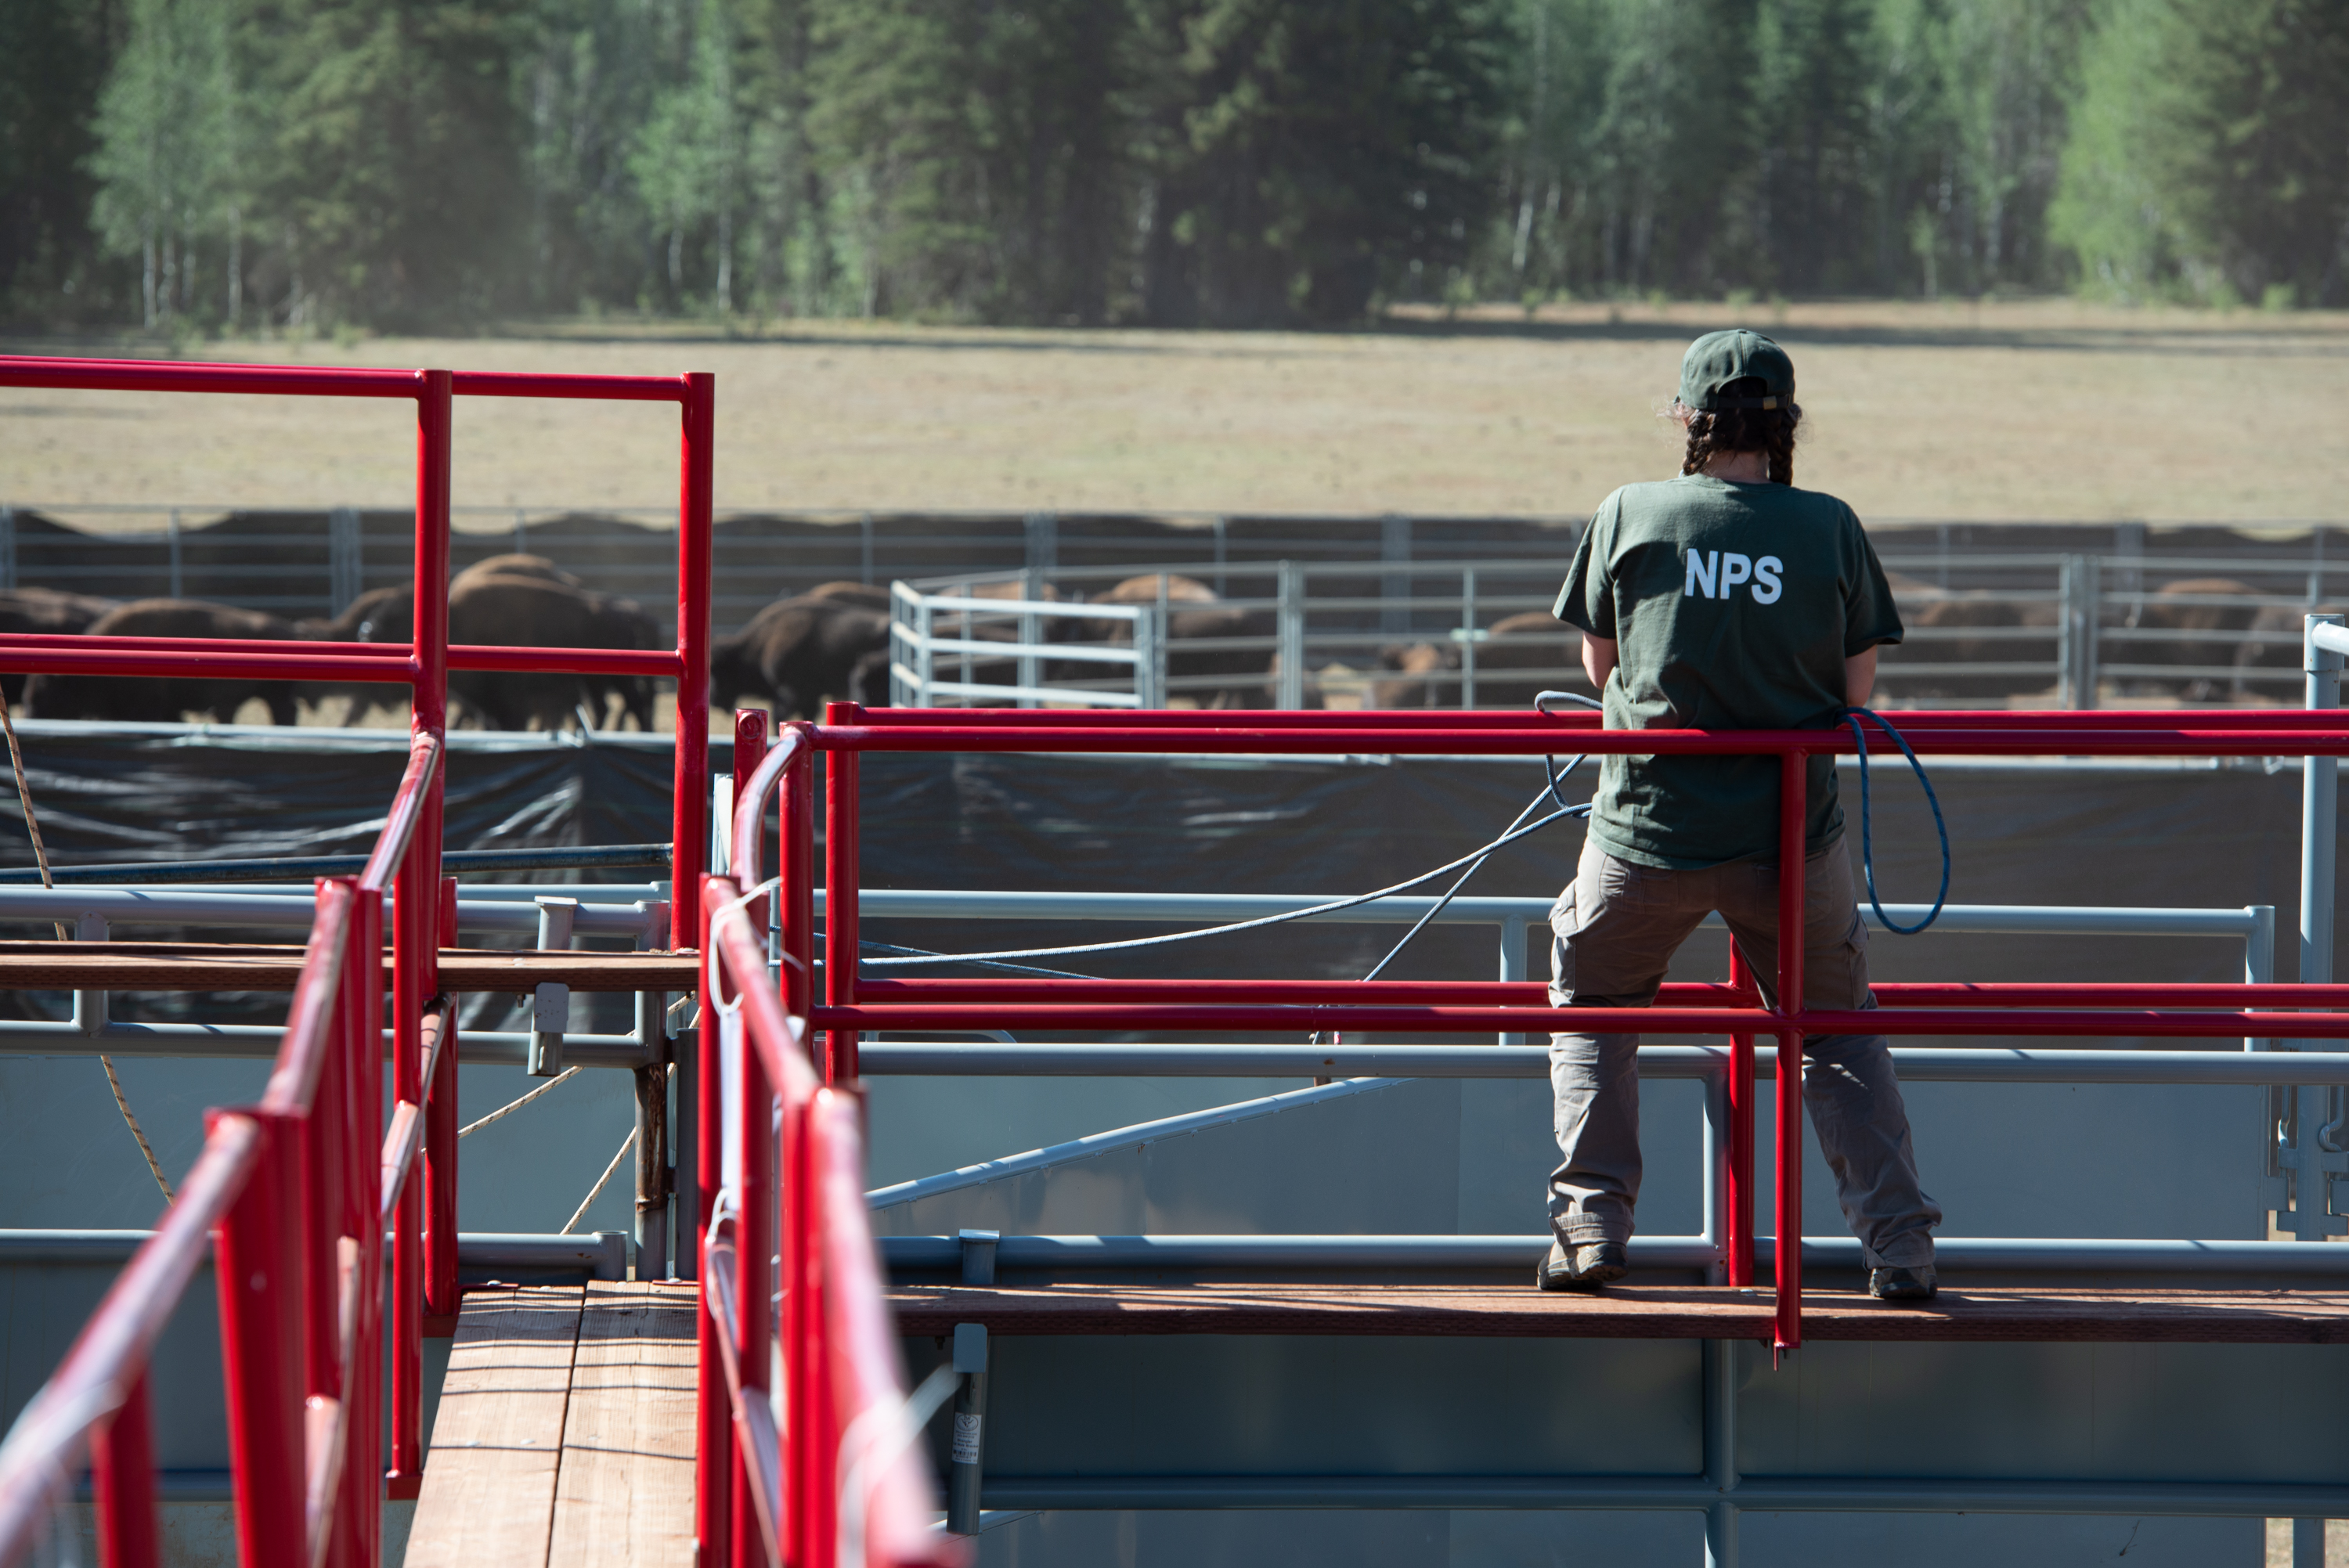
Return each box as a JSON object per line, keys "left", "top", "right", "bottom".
{"left": 453, "top": 553, "right": 583, "bottom": 590}
{"left": 710, "top": 594, "right": 892, "bottom": 718}
{"left": 0, "top": 589, "right": 120, "bottom": 704}
{"left": 1369, "top": 612, "right": 1588, "bottom": 710}
{"left": 805, "top": 581, "right": 893, "bottom": 614}
{"left": 1042, "top": 578, "right": 1280, "bottom": 708}
{"left": 307, "top": 574, "right": 662, "bottom": 730}
{"left": 2231, "top": 601, "right": 2339, "bottom": 701}
{"left": 25, "top": 599, "right": 305, "bottom": 724}
{"left": 447, "top": 575, "right": 662, "bottom": 730}
{"left": 2113, "top": 577, "right": 2264, "bottom": 702}
{"left": 1872, "top": 593, "right": 2060, "bottom": 704}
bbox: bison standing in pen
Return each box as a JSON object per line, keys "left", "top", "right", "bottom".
{"left": 303, "top": 559, "right": 663, "bottom": 730}
{"left": 1368, "top": 613, "right": 1589, "bottom": 710}
{"left": 0, "top": 589, "right": 119, "bottom": 705}
{"left": 710, "top": 593, "right": 893, "bottom": 718}
{"left": 24, "top": 599, "right": 305, "bottom": 725}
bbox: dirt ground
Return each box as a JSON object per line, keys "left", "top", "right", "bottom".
{"left": 6, "top": 298, "right": 2347, "bottom": 531}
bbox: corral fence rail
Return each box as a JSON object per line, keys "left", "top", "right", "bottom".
{"left": 888, "top": 550, "right": 2349, "bottom": 710}
{"left": 0, "top": 355, "right": 954, "bottom": 1568}
{"left": 5, "top": 503, "right": 2346, "bottom": 654}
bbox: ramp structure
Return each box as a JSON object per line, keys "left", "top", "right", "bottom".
{"left": 405, "top": 1282, "right": 697, "bottom": 1567}
{"left": 4, "top": 352, "right": 2349, "bottom": 1568}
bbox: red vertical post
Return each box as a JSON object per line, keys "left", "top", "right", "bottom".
{"left": 795, "top": 1093, "right": 833, "bottom": 1568}
{"left": 733, "top": 709, "right": 769, "bottom": 919}
{"left": 1725, "top": 945, "right": 1757, "bottom": 1289}
{"left": 300, "top": 883, "right": 348, "bottom": 1409}
{"left": 412, "top": 369, "right": 450, "bottom": 741}
{"left": 423, "top": 876, "right": 460, "bottom": 1331}
{"left": 388, "top": 366, "right": 451, "bottom": 1524}
{"left": 388, "top": 804, "right": 430, "bottom": 1497}
{"left": 779, "top": 742, "right": 816, "bottom": 1568}
{"left": 216, "top": 1111, "right": 305, "bottom": 1568}
{"left": 92, "top": 1369, "right": 160, "bottom": 1568}
{"left": 781, "top": 729, "right": 815, "bottom": 1022}
{"left": 346, "top": 886, "right": 385, "bottom": 1567}
{"left": 789, "top": 1090, "right": 826, "bottom": 1568}
{"left": 673, "top": 373, "right": 715, "bottom": 945}
{"left": 730, "top": 935, "right": 773, "bottom": 1566}
{"left": 726, "top": 712, "right": 773, "bottom": 1558}
{"left": 823, "top": 703, "right": 862, "bottom": 1084}
{"left": 694, "top": 878, "right": 732, "bottom": 1568}
{"left": 1773, "top": 748, "right": 1807, "bottom": 1353}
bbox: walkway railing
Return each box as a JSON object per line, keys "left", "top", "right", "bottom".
{"left": 0, "top": 733, "right": 440, "bottom": 1565}
{"left": 0, "top": 354, "right": 716, "bottom": 1568}
{"left": 804, "top": 701, "right": 2349, "bottom": 1356}
{"left": 704, "top": 716, "right": 957, "bottom": 1567}
{"left": 891, "top": 553, "right": 2346, "bottom": 710}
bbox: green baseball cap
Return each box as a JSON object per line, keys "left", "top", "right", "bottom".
{"left": 1677, "top": 329, "right": 1795, "bottom": 411}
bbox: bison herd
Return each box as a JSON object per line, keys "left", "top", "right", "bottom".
{"left": 0, "top": 561, "right": 2322, "bottom": 726}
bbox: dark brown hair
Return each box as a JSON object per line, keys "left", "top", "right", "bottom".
{"left": 1680, "top": 377, "right": 1802, "bottom": 485}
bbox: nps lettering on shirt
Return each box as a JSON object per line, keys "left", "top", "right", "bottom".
{"left": 1682, "top": 549, "right": 1783, "bottom": 604}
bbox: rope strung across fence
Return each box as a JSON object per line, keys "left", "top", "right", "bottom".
{"left": 857, "top": 795, "right": 1586, "bottom": 971}
{"left": 0, "top": 686, "right": 175, "bottom": 1204}
{"left": 456, "top": 1065, "right": 583, "bottom": 1138}
{"left": 563, "top": 1126, "right": 637, "bottom": 1235}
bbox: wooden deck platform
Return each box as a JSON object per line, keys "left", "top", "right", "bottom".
{"left": 406, "top": 1281, "right": 698, "bottom": 1568}
{"left": 888, "top": 1281, "right": 2349, "bottom": 1344}
{"left": 0, "top": 942, "right": 697, "bottom": 992}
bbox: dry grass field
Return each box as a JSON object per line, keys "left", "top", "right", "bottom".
{"left": 6, "top": 297, "right": 2347, "bottom": 531}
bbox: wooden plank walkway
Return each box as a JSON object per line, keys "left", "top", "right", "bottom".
{"left": 889, "top": 1282, "right": 2349, "bottom": 1344}
{"left": 407, "top": 1281, "right": 698, "bottom": 1568}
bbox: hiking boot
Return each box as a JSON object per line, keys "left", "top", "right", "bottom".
{"left": 1868, "top": 1264, "right": 1938, "bottom": 1301}
{"left": 1537, "top": 1238, "right": 1628, "bottom": 1292}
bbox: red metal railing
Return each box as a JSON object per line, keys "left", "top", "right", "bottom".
{"left": 0, "top": 734, "right": 435, "bottom": 1566}
{"left": 0, "top": 354, "right": 713, "bottom": 1566}
{"left": 699, "top": 713, "right": 958, "bottom": 1568}
{"left": 801, "top": 703, "right": 2349, "bottom": 1354}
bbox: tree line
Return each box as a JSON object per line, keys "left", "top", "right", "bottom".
{"left": 2, "top": 0, "right": 2342, "bottom": 336}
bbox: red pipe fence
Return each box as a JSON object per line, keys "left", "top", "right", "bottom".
{"left": 10, "top": 352, "right": 2349, "bottom": 1565}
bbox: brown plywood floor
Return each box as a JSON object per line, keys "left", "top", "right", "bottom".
{"left": 406, "top": 1281, "right": 698, "bottom": 1568}
{"left": 890, "top": 1281, "right": 2349, "bottom": 1345}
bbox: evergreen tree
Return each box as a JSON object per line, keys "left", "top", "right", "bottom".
{"left": 809, "top": 0, "right": 1132, "bottom": 323}
{"left": 2055, "top": 0, "right": 2349, "bottom": 306}
{"left": 265, "top": 0, "right": 532, "bottom": 327}
{"left": 1138, "top": 0, "right": 1512, "bottom": 325}
{"left": 0, "top": 2, "right": 120, "bottom": 327}
{"left": 91, "top": 0, "right": 244, "bottom": 329}
{"left": 632, "top": 0, "right": 749, "bottom": 312}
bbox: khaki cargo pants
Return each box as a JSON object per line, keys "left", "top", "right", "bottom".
{"left": 1547, "top": 836, "right": 1940, "bottom": 1269}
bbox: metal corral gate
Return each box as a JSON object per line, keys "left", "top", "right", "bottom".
{"left": 887, "top": 555, "right": 2343, "bottom": 710}
{"left": 0, "top": 355, "right": 953, "bottom": 1568}
{"left": 782, "top": 672, "right": 2349, "bottom": 1567}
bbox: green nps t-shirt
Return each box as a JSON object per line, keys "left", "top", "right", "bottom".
{"left": 1553, "top": 474, "right": 1903, "bottom": 869}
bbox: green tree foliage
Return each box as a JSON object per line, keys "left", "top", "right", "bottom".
{"left": 45, "top": 0, "right": 2349, "bottom": 330}
{"left": 89, "top": 0, "right": 244, "bottom": 329}
{"left": 265, "top": 0, "right": 532, "bottom": 328}
{"left": 1137, "top": 0, "right": 1513, "bottom": 325}
{"left": 2055, "top": 0, "right": 2349, "bottom": 305}
{"left": 0, "top": 2, "right": 120, "bottom": 327}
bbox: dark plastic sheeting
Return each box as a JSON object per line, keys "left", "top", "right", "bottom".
{"left": 0, "top": 723, "right": 2327, "bottom": 1000}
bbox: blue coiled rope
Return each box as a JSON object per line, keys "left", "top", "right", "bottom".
{"left": 1838, "top": 705, "right": 1950, "bottom": 935}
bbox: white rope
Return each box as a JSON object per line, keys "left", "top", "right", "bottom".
{"left": 837, "top": 1363, "right": 963, "bottom": 1568}
{"left": 0, "top": 685, "right": 173, "bottom": 1204}
{"left": 562, "top": 1126, "right": 637, "bottom": 1235}
{"left": 457, "top": 1065, "right": 582, "bottom": 1139}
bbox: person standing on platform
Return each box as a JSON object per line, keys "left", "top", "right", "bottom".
{"left": 1537, "top": 330, "right": 1942, "bottom": 1301}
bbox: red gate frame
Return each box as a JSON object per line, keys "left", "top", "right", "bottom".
{"left": 794, "top": 702, "right": 2349, "bottom": 1357}
{"left": 0, "top": 355, "right": 711, "bottom": 1566}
